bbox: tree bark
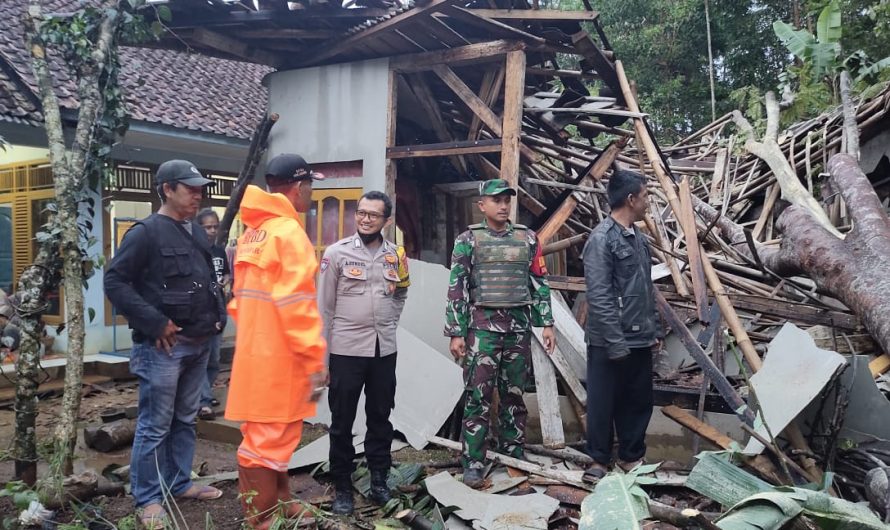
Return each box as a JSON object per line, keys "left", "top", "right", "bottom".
{"left": 51, "top": 4, "right": 118, "bottom": 476}
{"left": 24, "top": 0, "right": 120, "bottom": 478}
{"left": 694, "top": 154, "right": 890, "bottom": 356}
{"left": 12, "top": 244, "right": 61, "bottom": 486}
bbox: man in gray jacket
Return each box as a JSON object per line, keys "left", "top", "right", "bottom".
{"left": 582, "top": 168, "right": 662, "bottom": 482}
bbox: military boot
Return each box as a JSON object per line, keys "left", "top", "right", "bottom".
{"left": 331, "top": 478, "right": 354, "bottom": 516}
{"left": 369, "top": 469, "right": 391, "bottom": 505}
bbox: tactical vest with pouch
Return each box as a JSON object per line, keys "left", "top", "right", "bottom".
{"left": 469, "top": 224, "right": 532, "bottom": 307}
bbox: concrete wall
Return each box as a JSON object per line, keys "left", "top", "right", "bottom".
{"left": 264, "top": 59, "right": 390, "bottom": 192}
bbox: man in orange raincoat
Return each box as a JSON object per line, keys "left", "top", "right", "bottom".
{"left": 225, "top": 154, "right": 327, "bottom": 528}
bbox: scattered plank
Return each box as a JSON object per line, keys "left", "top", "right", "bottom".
{"left": 530, "top": 337, "right": 566, "bottom": 449}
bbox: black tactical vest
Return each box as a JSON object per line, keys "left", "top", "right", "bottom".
{"left": 137, "top": 214, "right": 224, "bottom": 338}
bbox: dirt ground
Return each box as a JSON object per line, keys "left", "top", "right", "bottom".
{"left": 0, "top": 376, "right": 458, "bottom": 529}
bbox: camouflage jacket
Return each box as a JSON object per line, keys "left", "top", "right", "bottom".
{"left": 444, "top": 220, "right": 554, "bottom": 336}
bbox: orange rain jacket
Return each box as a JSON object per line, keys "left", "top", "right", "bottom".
{"left": 224, "top": 185, "right": 326, "bottom": 423}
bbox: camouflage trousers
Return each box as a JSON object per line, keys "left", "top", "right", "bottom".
{"left": 461, "top": 328, "right": 531, "bottom": 469}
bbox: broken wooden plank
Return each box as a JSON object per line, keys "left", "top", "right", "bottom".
{"left": 428, "top": 436, "right": 590, "bottom": 489}
{"left": 678, "top": 176, "right": 710, "bottom": 322}
{"left": 390, "top": 39, "right": 523, "bottom": 72}
{"left": 536, "top": 139, "right": 624, "bottom": 245}
{"left": 870, "top": 354, "right": 890, "bottom": 377}
{"left": 542, "top": 233, "right": 587, "bottom": 256}
{"left": 531, "top": 336, "right": 566, "bottom": 449}
{"left": 386, "top": 138, "right": 502, "bottom": 158}
{"left": 661, "top": 405, "right": 784, "bottom": 485}
{"left": 533, "top": 328, "right": 586, "bottom": 406}
{"left": 655, "top": 291, "right": 755, "bottom": 426}
{"left": 468, "top": 66, "right": 504, "bottom": 142}
{"left": 404, "top": 73, "right": 468, "bottom": 174}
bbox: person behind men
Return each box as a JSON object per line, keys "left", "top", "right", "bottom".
{"left": 195, "top": 208, "right": 230, "bottom": 420}
{"left": 317, "top": 191, "right": 410, "bottom": 515}
{"left": 581, "top": 168, "right": 663, "bottom": 482}
{"left": 104, "top": 160, "right": 225, "bottom": 528}
{"left": 444, "top": 178, "right": 556, "bottom": 488}
{"left": 224, "top": 154, "right": 327, "bottom": 529}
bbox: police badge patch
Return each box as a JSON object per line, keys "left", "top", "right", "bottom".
{"left": 320, "top": 257, "right": 330, "bottom": 273}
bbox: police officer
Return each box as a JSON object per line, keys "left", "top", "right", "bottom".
{"left": 318, "top": 190, "right": 409, "bottom": 515}
{"left": 104, "top": 160, "right": 225, "bottom": 528}
{"left": 444, "top": 179, "right": 556, "bottom": 489}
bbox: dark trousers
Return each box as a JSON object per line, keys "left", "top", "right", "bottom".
{"left": 586, "top": 346, "right": 654, "bottom": 465}
{"left": 328, "top": 347, "right": 397, "bottom": 481}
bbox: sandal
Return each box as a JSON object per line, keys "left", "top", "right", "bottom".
{"left": 138, "top": 503, "right": 168, "bottom": 530}
{"left": 197, "top": 406, "right": 216, "bottom": 421}
{"left": 582, "top": 462, "right": 608, "bottom": 483}
{"left": 176, "top": 484, "right": 223, "bottom": 501}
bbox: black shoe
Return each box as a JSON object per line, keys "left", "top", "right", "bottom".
{"left": 331, "top": 486, "right": 354, "bottom": 515}
{"left": 462, "top": 467, "right": 485, "bottom": 488}
{"left": 369, "top": 469, "right": 391, "bottom": 505}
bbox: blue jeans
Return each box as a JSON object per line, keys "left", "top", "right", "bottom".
{"left": 129, "top": 339, "right": 209, "bottom": 508}
{"left": 200, "top": 335, "right": 221, "bottom": 407}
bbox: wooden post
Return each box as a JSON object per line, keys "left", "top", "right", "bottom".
{"left": 385, "top": 68, "right": 398, "bottom": 241}
{"left": 500, "top": 50, "right": 525, "bottom": 222}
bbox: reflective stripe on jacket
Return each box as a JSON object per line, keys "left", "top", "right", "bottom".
{"left": 224, "top": 185, "right": 326, "bottom": 423}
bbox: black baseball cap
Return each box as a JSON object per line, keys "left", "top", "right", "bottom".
{"left": 155, "top": 160, "right": 213, "bottom": 187}
{"left": 265, "top": 154, "right": 325, "bottom": 184}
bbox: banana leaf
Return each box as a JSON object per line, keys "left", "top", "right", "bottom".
{"left": 816, "top": 0, "right": 842, "bottom": 45}
{"left": 773, "top": 21, "right": 816, "bottom": 60}
{"left": 579, "top": 472, "right": 651, "bottom": 530}
{"left": 715, "top": 491, "right": 804, "bottom": 530}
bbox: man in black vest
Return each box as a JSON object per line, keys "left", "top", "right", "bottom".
{"left": 105, "top": 160, "right": 225, "bottom": 529}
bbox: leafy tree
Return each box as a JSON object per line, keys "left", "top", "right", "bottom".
{"left": 15, "top": 0, "right": 163, "bottom": 486}
{"left": 553, "top": 0, "right": 793, "bottom": 142}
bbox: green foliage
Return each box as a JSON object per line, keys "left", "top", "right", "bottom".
{"left": 0, "top": 481, "right": 40, "bottom": 511}
{"left": 578, "top": 463, "right": 660, "bottom": 530}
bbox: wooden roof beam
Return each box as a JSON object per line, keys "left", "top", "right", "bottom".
{"left": 464, "top": 9, "right": 599, "bottom": 21}
{"left": 390, "top": 39, "right": 524, "bottom": 72}
{"left": 189, "top": 27, "right": 284, "bottom": 67}
{"left": 289, "top": 0, "right": 456, "bottom": 68}
{"left": 237, "top": 29, "right": 340, "bottom": 40}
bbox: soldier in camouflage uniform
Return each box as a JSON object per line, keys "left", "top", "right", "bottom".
{"left": 444, "top": 178, "right": 556, "bottom": 488}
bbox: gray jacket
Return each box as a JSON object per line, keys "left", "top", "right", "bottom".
{"left": 582, "top": 216, "right": 662, "bottom": 358}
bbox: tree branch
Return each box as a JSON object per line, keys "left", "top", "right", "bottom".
{"left": 829, "top": 154, "right": 890, "bottom": 256}
{"left": 764, "top": 91, "right": 780, "bottom": 142}
{"left": 839, "top": 70, "right": 860, "bottom": 159}
{"left": 68, "top": 4, "right": 117, "bottom": 174}
{"left": 25, "top": 1, "right": 68, "bottom": 168}
{"left": 732, "top": 94, "right": 843, "bottom": 240}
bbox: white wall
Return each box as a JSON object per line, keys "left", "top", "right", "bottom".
{"left": 264, "top": 59, "right": 390, "bottom": 192}
{"left": 0, "top": 145, "right": 48, "bottom": 165}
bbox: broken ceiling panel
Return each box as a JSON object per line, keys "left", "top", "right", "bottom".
{"left": 743, "top": 323, "right": 846, "bottom": 455}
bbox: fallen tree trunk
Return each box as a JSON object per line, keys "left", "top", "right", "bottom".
{"left": 694, "top": 154, "right": 890, "bottom": 356}
{"left": 84, "top": 419, "right": 135, "bottom": 453}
